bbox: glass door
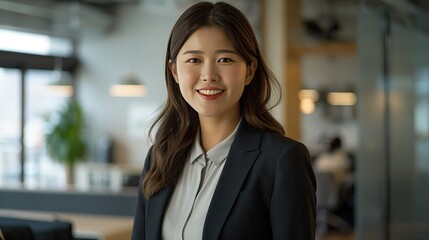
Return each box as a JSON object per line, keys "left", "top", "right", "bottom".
{"left": 357, "top": 1, "right": 429, "bottom": 240}
{"left": 356, "top": 5, "right": 386, "bottom": 240}
{"left": 389, "top": 15, "right": 429, "bottom": 239}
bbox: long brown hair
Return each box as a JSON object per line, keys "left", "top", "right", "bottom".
{"left": 142, "top": 1, "right": 284, "bottom": 198}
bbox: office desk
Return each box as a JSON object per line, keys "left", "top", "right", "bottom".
{"left": 0, "top": 209, "right": 133, "bottom": 240}
{"left": 0, "top": 185, "right": 138, "bottom": 216}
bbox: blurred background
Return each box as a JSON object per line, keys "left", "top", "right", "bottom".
{"left": 0, "top": 0, "right": 428, "bottom": 239}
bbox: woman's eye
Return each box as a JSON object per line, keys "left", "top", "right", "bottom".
{"left": 187, "top": 58, "right": 201, "bottom": 63}
{"left": 218, "top": 58, "right": 233, "bottom": 63}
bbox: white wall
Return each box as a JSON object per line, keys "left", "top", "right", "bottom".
{"left": 262, "top": 0, "right": 286, "bottom": 124}
{"left": 77, "top": 4, "right": 181, "bottom": 166}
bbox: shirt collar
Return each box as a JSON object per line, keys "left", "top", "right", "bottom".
{"left": 189, "top": 118, "right": 242, "bottom": 166}
{"left": 189, "top": 131, "right": 205, "bottom": 165}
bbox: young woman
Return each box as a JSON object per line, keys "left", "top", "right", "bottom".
{"left": 132, "top": 2, "right": 316, "bottom": 240}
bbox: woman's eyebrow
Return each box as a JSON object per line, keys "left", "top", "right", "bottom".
{"left": 182, "top": 49, "right": 238, "bottom": 55}
{"left": 215, "top": 49, "right": 238, "bottom": 55}
{"left": 182, "top": 50, "right": 202, "bottom": 55}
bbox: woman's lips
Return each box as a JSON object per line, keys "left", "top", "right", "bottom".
{"left": 197, "top": 89, "right": 224, "bottom": 95}
{"left": 197, "top": 88, "right": 225, "bottom": 99}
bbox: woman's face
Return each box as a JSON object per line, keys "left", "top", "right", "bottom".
{"left": 170, "top": 25, "right": 256, "bottom": 122}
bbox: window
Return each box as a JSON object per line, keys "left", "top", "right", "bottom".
{"left": 0, "top": 68, "right": 21, "bottom": 186}
{"left": 0, "top": 29, "right": 73, "bottom": 56}
{"left": 24, "top": 70, "right": 70, "bottom": 188}
{"left": 0, "top": 29, "right": 77, "bottom": 188}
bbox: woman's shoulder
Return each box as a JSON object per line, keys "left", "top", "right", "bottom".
{"left": 238, "top": 120, "right": 308, "bottom": 154}
{"left": 257, "top": 130, "right": 313, "bottom": 178}
{"left": 260, "top": 129, "right": 308, "bottom": 152}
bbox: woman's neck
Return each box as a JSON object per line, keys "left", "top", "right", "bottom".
{"left": 199, "top": 115, "right": 240, "bottom": 153}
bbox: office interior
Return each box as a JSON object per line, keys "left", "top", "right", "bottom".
{"left": 0, "top": 0, "right": 428, "bottom": 239}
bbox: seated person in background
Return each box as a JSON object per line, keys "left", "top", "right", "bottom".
{"left": 313, "top": 136, "right": 355, "bottom": 226}
{"left": 313, "top": 136, "right": 351, "bottom": 185}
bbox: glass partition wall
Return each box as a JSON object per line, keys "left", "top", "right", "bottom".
{"left": 357, "top": 1, "right": 429, "bottom": 239}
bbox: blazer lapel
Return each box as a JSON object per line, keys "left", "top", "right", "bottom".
{"left": 145, "top": 185, "right": 173, "bottom": 240}
{"left": 203, "top": 121, "right": 262, "bottom": 240}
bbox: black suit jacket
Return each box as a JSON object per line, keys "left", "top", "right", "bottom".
{"left": 132, "top": 120, "right": 316, "bottom": 240}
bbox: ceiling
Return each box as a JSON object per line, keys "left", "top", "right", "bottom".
{"left": 52, "top": 0, "right": 138, "bottom": 13}
{"left": 408, "top": 0, "right": 429, "bottom": 11}
{"left": 0, "top": 0, "right": 115, "bottom": 38}
{"left": 1, "top": 0, "right": 428, "bottom": 39}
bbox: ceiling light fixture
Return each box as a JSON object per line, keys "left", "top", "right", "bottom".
{"left": 327, "top": 92, "right": 357, "bottom": 106}
{"left": 43, "top": 58, "right": 74, "bottom": 97}
{"left": 110, "top": 71, "right": 146, "bottom": 97}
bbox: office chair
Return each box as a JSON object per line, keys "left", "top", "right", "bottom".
{"left": 0, "top": 225, "right": 35, "bottom": 240}
{"left": 0, "top": 217, "right": 72, "bottom": 240}
{"left": 315, "top": 171, "right": 352, "bottom": 239}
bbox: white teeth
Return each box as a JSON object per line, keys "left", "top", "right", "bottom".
{"left": 198, "top": 89, "right": 223, "bottom": 95}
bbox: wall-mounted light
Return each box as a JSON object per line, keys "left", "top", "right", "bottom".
{"left": 110, "top": 72, "right": 146, "bottom": 97}
{"left": 300, "top": 99, "right": 316, "bottom": 114}
{"left": 298, "top": 89, "right": 319, "bottom": 114}
{"left": 327, "top": 92, "right": 357, "bottom": 106}
{"left": 298, "top": 89, "right": 320, "bottom": 102}
{"left": 299, "top": 88, "right": 357, "bottom": 121}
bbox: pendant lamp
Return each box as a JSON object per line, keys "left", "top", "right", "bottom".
{"left": 44, "top": 58, "right": 74, "bottom": 97}
{"left": 110, "top": 71, "right": 146, "bottom": 97}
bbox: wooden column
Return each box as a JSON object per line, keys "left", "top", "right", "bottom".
{"left": 284, "top": 0, "right": 302, "bottom": 140}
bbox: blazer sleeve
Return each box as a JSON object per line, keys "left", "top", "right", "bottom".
{"left": 270, "top": 142, "right": 317, "bottom": 239}
{"left": 131, "top": 149, "right": 152, "bottom": 240}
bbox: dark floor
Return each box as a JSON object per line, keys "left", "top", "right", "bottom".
{"left": 323, "top": 231, "right": 354, "bottom": 240}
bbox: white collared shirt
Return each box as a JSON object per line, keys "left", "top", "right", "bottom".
{"left": 162, "top": 121, "right": 240, "bottom": 240}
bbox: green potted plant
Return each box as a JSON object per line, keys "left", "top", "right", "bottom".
{"left": 45, "top": 100, "right": 86, "bottom": 185}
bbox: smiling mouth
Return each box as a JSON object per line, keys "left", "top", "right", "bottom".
{"left": 197, "top": 89, "right": 225, "bottom": 95}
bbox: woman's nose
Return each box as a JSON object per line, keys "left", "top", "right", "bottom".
{"left": 201, "top": 63, "right": 219, "bottom": 82}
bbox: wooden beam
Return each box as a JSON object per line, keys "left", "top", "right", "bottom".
{"left": 0, "top": 50, "right": 78, "bottom": 72}
{"left": 298, "top": 41, "right": 357, "bottom": 55}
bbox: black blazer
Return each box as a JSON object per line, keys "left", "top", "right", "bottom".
{"left": 132, "top": 120, "right": 316, "bottom": 240}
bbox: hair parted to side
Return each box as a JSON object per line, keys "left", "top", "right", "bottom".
{"left": 142, "top": 1, "right": 285, "bottom": 198}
